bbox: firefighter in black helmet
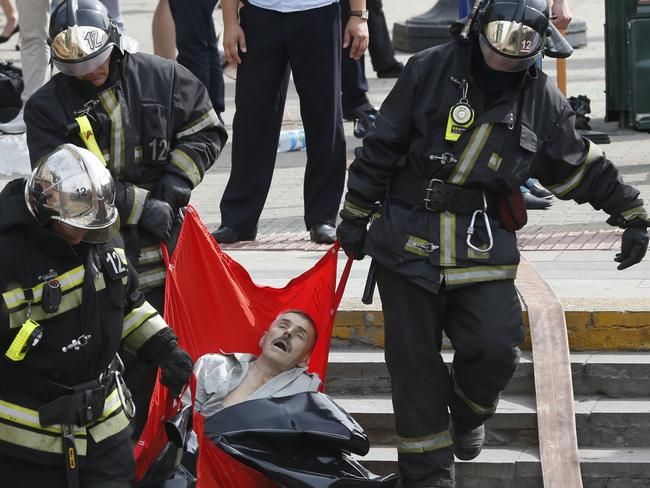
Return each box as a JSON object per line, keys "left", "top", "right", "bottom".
{"left": 24, "top": 0, "right": 228, "bottom": 439}
{"left": 336, "top": 0, "right": 648, "bottom": 486}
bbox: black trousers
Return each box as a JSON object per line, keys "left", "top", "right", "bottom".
{"left": 219, "top": 3, "right": 346, "bottom": 234}
{"left": 340, "top": 0, "right": 398, "bottom": 112}
{"left": 0, "top": 435, "right": 135, "bottom": 488}
{"left": 376, "top": 265, "right": 524, "bottom": 487}
{"left": 340, "top": 0, "right": 369, "bottom": 112}
{"left": 169, "top": 0, "right": 225, "bottom": 113}
{"left": 367, "top": 0, "right": 398, "bottom": 72}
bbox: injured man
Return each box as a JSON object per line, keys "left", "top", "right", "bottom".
{"left": 193, "top": 309, "right": 321, "bottom": 417}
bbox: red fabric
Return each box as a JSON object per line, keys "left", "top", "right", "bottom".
{"left": 134, "top": 206, "right": 350, "bottom": 487}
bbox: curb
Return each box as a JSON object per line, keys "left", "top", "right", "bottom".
{"left": 333, "top": 306, "right": 650, "bottom": 351}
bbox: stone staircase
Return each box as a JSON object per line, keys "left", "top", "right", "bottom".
{"left": 326, "top": 348, "right": 650, "bottom": 488}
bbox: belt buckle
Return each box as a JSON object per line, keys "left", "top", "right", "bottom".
{"left": 424, "top": 179, "right": 444, "bottom": 211}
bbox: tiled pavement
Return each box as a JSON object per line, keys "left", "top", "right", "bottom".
{"left": 1, "top": 0, "right": 650, "bottom": 300}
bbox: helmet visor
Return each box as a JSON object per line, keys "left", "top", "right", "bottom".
{"left": 483, "top": 20, "right": 544, "bottom": 57}
{"left": 51, "top": 25, "right": 114, "bottom": 76}
{"left": 479, "top": 34, "right": 541, "bottom": 72}
{"left": 53, "top": 44, "right": 113, "bottom": 77}
{"left": 26, "top": 144, "right": 120, "bottom": 243}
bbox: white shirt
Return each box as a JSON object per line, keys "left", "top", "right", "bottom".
{"left": 191, "top": 352, "right": 321, "bottom": 418}
{"left": 248, "top": 0, "right": 338, "bottom": 13}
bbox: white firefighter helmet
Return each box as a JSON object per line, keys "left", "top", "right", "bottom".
{"left": 25, "top": 144, "right": 120, "bottom": 243}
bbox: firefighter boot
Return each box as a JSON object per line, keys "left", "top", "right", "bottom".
{"left": 451, "top": 423, "right": 485, "bottom": 461}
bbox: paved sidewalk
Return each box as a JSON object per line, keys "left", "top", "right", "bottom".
{"left": 1, "top": 0, "right": 650, "bottom": 301}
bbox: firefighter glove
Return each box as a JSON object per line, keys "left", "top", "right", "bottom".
{"left": 140, "top": 197, "right": 174, "bottom": 242}
{"left": 154, "top": 173, "right": 193, "bottom": 211}
{"left": 337, "top": 218, "right": 368, "bottom": 260}
{"left": 159, "top": 346, "right": 193, "bottom": 398}
{"left": 615, "top": 220, "right": 649, "bottom": 270}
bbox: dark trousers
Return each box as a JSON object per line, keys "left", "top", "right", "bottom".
{"left": 340, "top": 0, "right": 369, "bottom": 112}
{"left": 0, "top": 435, "right": 135, "bottom": 488}
{"left": 219, "top": 3, "right": 346, "bottom": 234}
{"left": 169, "top": 0, "right": 225, "bottom": 113}
{"left": 376, "top": 265, "right": 524, "bottom": 487}
{"left": 367, "top": 0, "right": 398, "bottom": 72}
{"left": 340, "top": 0, "right": 398, "bottom": 112}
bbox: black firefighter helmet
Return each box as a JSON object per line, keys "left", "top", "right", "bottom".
{"left": 49, "top": 0, "right": 121, "bottom": 77}
{"left": 477, "top": 0, "right": 550, "bottom": 72}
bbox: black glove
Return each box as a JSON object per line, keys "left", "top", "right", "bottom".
{"left": 140, "top": 197, "right": 174, "bottom": 242}
{"left": 615, "top": 221, "right": 649, "bottom": 270}
{"left": 337, "top": 218, "right": 368, "bottom": 260}
{"left": 154, "top": 173, "right": 193, "bottom": 211}
{"left": 159, "top": 347, "right": 193, "bottom": 398}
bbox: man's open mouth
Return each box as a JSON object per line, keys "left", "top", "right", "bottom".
{"left": 273, "top": 338, "right": 290, "bottom": 353}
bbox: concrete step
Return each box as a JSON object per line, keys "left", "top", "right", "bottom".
{"left": 356, "top": 446, "right": 650, "bottom": 488}
{"left": 332, "top": 395, "right": 650, "bottom": 448}
{"left": 326, "top": 350, "right": 650, "bottom": 398}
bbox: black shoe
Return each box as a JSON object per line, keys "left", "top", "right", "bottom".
{"left": 0, "top": 25, "right": 19, "bottom": 44}
{"left": 309, "top": 224, "right": 336, "bottom": 244}
{"left": 211, "top": 225, "right": 256, "bottom": 244}
{"left": 451, "top": 423, "right": 485, "bottom": 461}
{"left": 523, "top": 192, "right": 553, "bottom": 210}
{"left": 343, "top": 102, "right": 379, "bottom": 139}
{"left": 527, "top": 181, "right": 553, "bottom": 199}
{"left": 343, "top": 102, "right": 377, "bottom": 122}
{"left": 376, "top": 61, "right": 404, "bottom": 78}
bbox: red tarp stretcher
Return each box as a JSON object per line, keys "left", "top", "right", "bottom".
{"left": 134, "top": 206, "right": 351, "bottom": 487}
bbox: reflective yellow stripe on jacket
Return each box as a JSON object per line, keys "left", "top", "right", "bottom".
{"left": 0, "top": 388, "right": 129, "bottom": 456}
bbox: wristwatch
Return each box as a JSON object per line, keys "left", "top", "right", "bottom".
{"left": 350, "top": 9, "right": 369, "bottom": 20}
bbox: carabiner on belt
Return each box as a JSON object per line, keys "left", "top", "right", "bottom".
{"left": 466, "top": 191, "right": 494, "bottom": 253}
{"left": 111, "top": 354, "right": 137, "bottom": 419}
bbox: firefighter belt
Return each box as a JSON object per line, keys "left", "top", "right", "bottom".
{"left": 390, "top": 170, "right": 498, "bottom": 217}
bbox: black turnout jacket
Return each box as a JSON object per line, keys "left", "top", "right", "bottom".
{"left": 0, "top": 179, "right": 169, "bottom": 465}
{"left": 25, "top": 52, "right": 228, "bottom": 293}
{"left": 345, "top": 39, "right": 647, "bottom": 292}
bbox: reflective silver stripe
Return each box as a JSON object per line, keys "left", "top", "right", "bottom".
{"left": 3, "top": 266, "right": 85, "bottom": 310}
{"left": 547, "top": 140, "right": 603, "bottom": 197}
{"left": 176, "top": 109, "right": 220, "bottom": 139}
{"left": 170, "top": 148, "right": 201, "bottom": 187}
{"left": 396, "top": 430, "right": 453, "bottom": 453}
{"left": 0, "top": 400, "right": 64, "bottom": 433}
{"left": 0, "top": 422, "right": 88, "bottom": 456}
{"left": 454, "top": 380, "right": 497, "bottom": 415}
{"left": 122, "top": 301, "right": 159, "bottom": 339}
{"left": 123, "top": 314, "right": 167, "bottom": 353}
{"left": 134, "top": 146, "right": 143, "bottom": 162}
{"left": 98, "top": 88, "right": 125, "bottom": 178}
{"left": 342, "top": 200, "right": 373, "bottom": 219}
{"left": 126, "top": 186, "right": 150, "bottom": 225}
{"left": 448, "top": 124, "right": 493, "bottom": 185}
{"left": 439, "top": 212, "right": 456, "bottom": 266}
{"left": 5, "top": 270, "right": 109, "bottom": 328}
{"left": 139, "top": 246, "right": 163, "bottom": 266}
{"left": 137, "top": 268, "right": 166, "bottom": 290}
{"left": 621, "top": 205, "right": 649, "bottom": 221}
{"left": 443, "top": 265, "right": 517, "bottom": 285}
{"left": 88, "top": 408, "right": 130, "bottom": 443}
